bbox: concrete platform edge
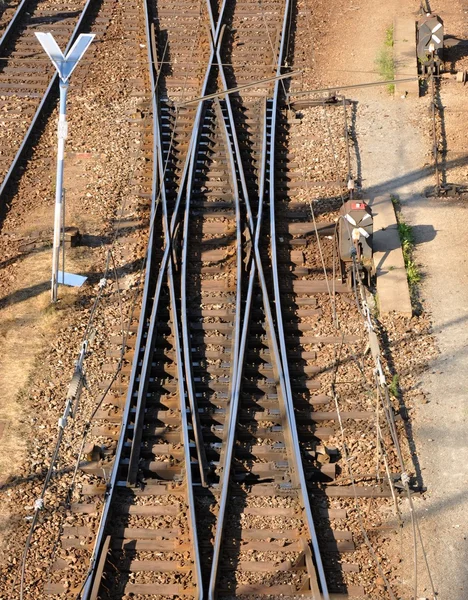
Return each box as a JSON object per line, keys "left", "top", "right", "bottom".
{"left": 370, "top": 195, "right": 413, "bottom": 317}
{"left": 393, "top": 17, "right": 419, "bottom": 98}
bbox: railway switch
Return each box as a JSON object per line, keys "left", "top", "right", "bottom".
{"left": 338, "top": 200, "right": 373, "bottom": 286}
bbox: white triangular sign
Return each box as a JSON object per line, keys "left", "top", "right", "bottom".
{"left": 35, "top": 32, "right": 95, "bottom": 82}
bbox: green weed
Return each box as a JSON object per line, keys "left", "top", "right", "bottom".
{"left": 397, "top": 220, "right": 421, "bottom": 288}
{"left": 389, "top": 374, "right": 400, "bottom": 398}
{"left": 376, "top": 26, "right": 395, "bottom": 93}
{"left": 385, "top": 25, "right": 394, "bottom": 47}
{"left": 406, "top": 260, "right": 421, "bottom": 286}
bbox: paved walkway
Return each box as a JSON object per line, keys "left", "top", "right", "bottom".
{"left": 404, "top": 196, "right": 468, "bottom": 600}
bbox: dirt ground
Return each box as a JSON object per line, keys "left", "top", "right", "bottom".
{"left": 305, "top": 0, "right": 468, "bottom": 598}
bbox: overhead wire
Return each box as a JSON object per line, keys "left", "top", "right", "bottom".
{"left": 307, "top": 185, "right": 398, "bottom": 596}
{"left": 330, "top": 84, "right": 437, "bottom": 596}
{"left": 334, "top": 92, "right": 435, "bottom": 598}
{"left": 352, "top": 255, "right": 436, "bottom": 600}
{"left": 331, "top": 342, "right": 398, "bottom": 600}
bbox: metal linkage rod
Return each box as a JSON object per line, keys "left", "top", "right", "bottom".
{"left": 179, "top": 70, "right": 301, "bottom": 105}
{"left": 289, "top": 77, "right": 419, "bottom": 97}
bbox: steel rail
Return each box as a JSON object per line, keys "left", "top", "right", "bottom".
{"left": 140, "top": 5, "right": 205, "bottom": 591}
{"left": 209, "top": 91, "right": 322, "bottom": 596}
{"left": 207, "top": 21, "right": 270, "bottom": 477}
{"left": 268, "top": 0, "right": 330, "bottom": 596}
{"left": 78, "top": 0, "right": 220, "bottom": 593}
{"left": 205, "top": 12, "right": 272, "bottom": 474}
{"left": 207, "top": 99, "right": 268, "bottom": 600}
{"left": 125, "top": 0, "right": 228, "bottom": 487}
{"left": 179, "top": 98, "right": 218, "bottom": 488}
{"left": 77, "top": 0, "right": 163, "bottom": 596}
{"left": 207, "top": 4, "right": 325, "bottom": 593}
{"left": 158, "top": 118, "right": 205, "bottom": 600}
{"left": 0, "top": 0, "right": 95, "bottom": 202}
{"left": 176, "top": 0, "right": 238, "bottom": 490}
{"left": 210, "top": 93, "right": 243, "bottom": 479}
{"left": 203, "top": 18, "right": 244, "bottom": 453}
{"left": 178, "top": 100, "right": 213, "bottom": 486}
{"left": 179, "top": 15, "right": 244, "bottom": 493}
{"left": 0, "top": 0, "right": 28, "bottom": 53}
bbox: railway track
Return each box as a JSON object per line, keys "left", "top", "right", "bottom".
{"left": 83, "top": 0, "right": 341, "bottom": 595}
{"left": 0, "top": 1, "right": 22, "bottom": 38}
{"left": 5, "top": 0, "right": 406, "bottom": 598}
{"left": 0, "top": 0, "right": 98, "bottom": 200}
{"left": 0, "top": 1, "right": 158, "bottom": 595}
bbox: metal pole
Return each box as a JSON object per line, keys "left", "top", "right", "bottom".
{"left": 62, "top": 189, "right": 66, "bottom": 284}
{"left": 51, "top": 79, "right": 69, "bottom": 302}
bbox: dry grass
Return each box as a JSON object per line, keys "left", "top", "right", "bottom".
{"left": 0, "top": 148, "right": 104, "bottom": 561}
{"left": 0, "top": 253, "right": 58, "bottom": 482}
{"left": 0, "top": 156, "right": 98, "bottom": 486}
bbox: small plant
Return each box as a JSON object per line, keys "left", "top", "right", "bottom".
{"left": 406, "top": 259, "right": 421, "bottom": 286}
{"left": 397, "top": 219, "right": 421, "bottom": 288}
{"left": 389, "top": 374, "right": 400, "bottom": 398}
{"left": 376, "top": 25, "right": 395, "bottom": 93}
{"left": 397, "top": 221, "right": 414, "bottom": 261}
{"left": 376, "top": 49, "right": 394, "bottom": 80}
{"left": 385, "top": 25, "right": 394, "bottom": 48}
